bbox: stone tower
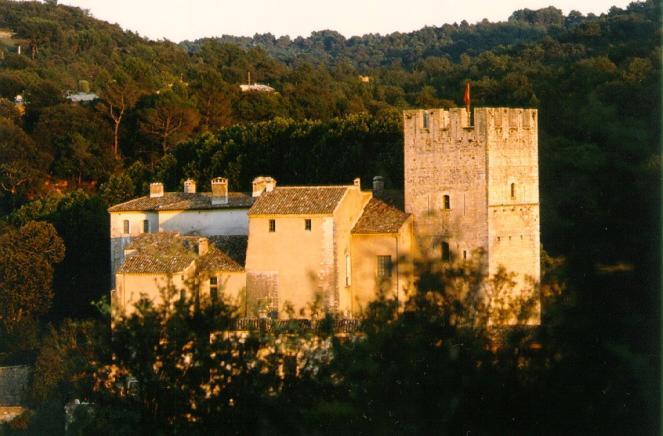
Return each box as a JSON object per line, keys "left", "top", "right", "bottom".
{"left": 403, "top": 107, "right": 540, "bottom": 323}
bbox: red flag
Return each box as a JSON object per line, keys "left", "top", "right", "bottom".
{"left": 463, "top": 82, "right": 471, "bottom": 112}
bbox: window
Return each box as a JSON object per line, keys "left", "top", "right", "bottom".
{"left": 510, "top": 183, "right": 516, "bottom": 199}
{"left": 143, "top": 219, "right": 149, "bottom": 233}
{"left": 305, "top": 219, "right": 312, "bottom": 231}
{"left": 269, "top": 219, "right": 276, "bottom": 232}
{"left": 423, "top": 112, "right": 430, "bottom": 129}
{"left": 123, "top": 219, "right": 130, "bottom": 234}
{"left": 377, "top": 255, "right": 392, "bottom": 279}
{"left": 463, "top": 250, "right": 467, "bottom": 260}
{"left": 441, "top": 242, "right": 451, "bottom": 262}
{"left": 210, "top": 277, "right": 218, "bottom": 303}
{"left": 345, "top": 255, "right": 352, "bottom": 287}
{"left": 443, "top": 194, "right": 451, "bottom": 210}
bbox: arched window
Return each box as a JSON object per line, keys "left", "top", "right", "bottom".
{"left": 510, "top": 183, "right": 516, "bottom": 199}
{"left": 423, "top": 112, "right": 430, "bottom": 129}
{"left": 443, "top": 194, "right": 450, "bottom": 210}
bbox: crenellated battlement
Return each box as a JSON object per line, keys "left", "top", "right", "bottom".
{"left": 404, "top": 107, "right": 537, "bottom": 143}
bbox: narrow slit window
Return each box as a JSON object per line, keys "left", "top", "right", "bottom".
{"left": 210, "top": 277, "right": 218, "bottom": 303}
{"left": 123, "top": 220, "right": 130, "bottom": 234}
{"left": 441, "top": 242, "right": 451, "bottom": 262}
{"left": 423, "top": 112, "right": 430, "bottom": 129}
{"left": 269, "top": 219, "right": 276, "bottom": 232}
{"left": 443, "top": 194, "right": 451, "bottom": 210}
{"left": 345, "top": 255, "right": 351, "bottom": 287}
{"left": 463, "top": 250, "right": 467, "bottom": 260}
{"left": 510, "top": 183, "right": 516, "bottom": 199}
{"left": 305, "top": 219, "right": 312, "bottom": 231}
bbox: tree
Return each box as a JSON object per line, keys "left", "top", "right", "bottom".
{"left": 190, "top": 68, "right": 234, "bottom": 131}
{"left": 0, "top": 118, "right": 49, "bottom": 208}
{"left": 97, "top": 72, "right": 143, "bottom": 157}
{"left": 17, "top": 17, "right": 62, "bottom": 60}
{"left": 99, "top": 173, "right": 136, "bottom": 206}
{"left": 0, "top": 221, "right": 64, "bottom": 344}
{"left": 139, "top": 90, "right": 200, "bottom": 154}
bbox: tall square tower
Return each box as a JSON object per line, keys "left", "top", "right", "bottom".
{"left": 404, "top": 107, "right": 540, "bottom": 322}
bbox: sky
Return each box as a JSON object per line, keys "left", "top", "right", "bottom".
{"left": 56, "top": 0, "right": 634, "bottom": 42}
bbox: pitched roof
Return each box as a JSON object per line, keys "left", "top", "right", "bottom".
{"left": 118, "top": 233, "right": 246, "bottom": 274}
{"left": 197, "top": 247, "right": 244, "bottom": 272}
{"left": 119, "top": 233, "right": 198, "bottom": 274}
{"left": 108, "top": 192, "right": 254, "bottom": 212}
{"left": 248, "top": 186, "right": 349, "bottom": 215}
{"left": 352, "top": 198, "right": 410, "bottom": 234}
{"left": 208, "top": 235, "right": 248, "bottom": 267}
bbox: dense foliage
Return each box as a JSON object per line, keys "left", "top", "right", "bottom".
{"left": 0, "top": 0, "right": 659, "bottom": 433}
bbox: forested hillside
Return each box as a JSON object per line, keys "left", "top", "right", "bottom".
{"left": 0, "top": 0, "right": 660, "bottom": 432}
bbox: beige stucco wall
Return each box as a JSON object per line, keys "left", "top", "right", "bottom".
{"left": 245, "top": 214, "right": 329, "bottom": 316}
{"left": 334, "top": 189, "right": 372, "bottom": 315}
{"left": 244, "top": 185, "right": 370, "bottom": 318}
{"left": 350, "top": 218, "right": 414, "bottom": 315}
{"left": 113, "top": 265, "right": 245, "bottom": 318}
{"left": 198, "top": 270, "right": 247, "bottom": 312}
{"left": 157, "top": 209, "right": 248, "bottom": 236}
{"left": 114, "top": 263, "right": 194, "bottom": 317}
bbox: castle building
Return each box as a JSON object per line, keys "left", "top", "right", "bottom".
{"left": 403, "top": 107, "right": 540, "bottom": 322}
{"left": 109, "top": 106, "right": 540, "bottom": 324}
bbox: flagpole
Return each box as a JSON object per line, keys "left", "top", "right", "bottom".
{"left": 463, "top": 81, "right": 471, "bottom": 126}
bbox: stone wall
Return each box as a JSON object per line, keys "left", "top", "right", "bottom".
{"left": 403, "top": 107, "right": 489, "bottom": 262}
{"left": 0, "top": 365, "right": 30, "bottom": 406}
{"left": 404, "top": 107, "right": 541, "bottom": 323}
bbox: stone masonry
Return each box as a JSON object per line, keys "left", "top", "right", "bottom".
{"left": 404, "top": 107, "right": 541, "bottom": 322}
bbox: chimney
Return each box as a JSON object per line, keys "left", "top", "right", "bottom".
{"left": 372, "top": 176, "right": 385, "bottom": 195}
{"left": 183, "top": 178, "right": 196, "bottom": 194}
{"left": 353, "top": 178, "right": 361, "bottom": 188}
{"left": 150, "top": 182, "right": 164, "bottom": 198}
{"left": 211, "top": 177, "right": 228, "bottom": 205}
{"left": 197, "top": 238, "right": 209, "bottom": 256}
{"left": 252, "top": 176, "right": 277, "bottom": 197}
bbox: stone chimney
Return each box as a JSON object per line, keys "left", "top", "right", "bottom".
{"left": 183, "top": 179, "right": 196, "bottom": 194}
{"left": 372, "top": 176, "right": 385, "bottom": 195}
{"left": 197, "top": 238, "right": 209, "bottom": 256}
{"left": 252, "top": 176, "right": 277, "bottom": 197}
{"left": 211, "top": 177, "right": 228, "bottom": 205}
{"left": 150, "top": 182, "right": 164, "bottom": 198}
{"left": 353, "top": 177, "right": 361, "bottom": 188}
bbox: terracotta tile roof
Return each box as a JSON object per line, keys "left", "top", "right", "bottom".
{"left": 248, "top": 186, "right": 349, "bottom": 215}
{"left": 197, "top": 247, "right": 243, "bottom": 272}
{"left": 119, "top": 233, "right": 197, "bottom": 274}
{"left": 118, "top": 233, "right": 248, "bottom": 274}
{"left": 352, "top": 198, "right": 410, "bottom": 234}
{"left": 108, "top": 192, "right": 254, "bottom": 212}
{"left": 208, "top": 235, "right": 248, "bottom": 267}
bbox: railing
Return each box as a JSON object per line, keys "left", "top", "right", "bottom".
{"left": 233, "top": 318, "right": 360, "bottom": 334}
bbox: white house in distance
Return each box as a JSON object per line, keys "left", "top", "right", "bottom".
{"left": 108, "top": 178, "right": 256, "bottom": 288}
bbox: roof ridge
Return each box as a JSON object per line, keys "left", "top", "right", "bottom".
{"left": 275, "top": 185, "right": 350, "bottom": 189}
